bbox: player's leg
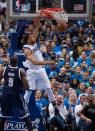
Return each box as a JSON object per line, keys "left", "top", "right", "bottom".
{"left": 24, "top": 90, "right": 33, "bottom": 105}
{"left": 45, "top": 88, "right": 55, "bottom": 103}
{"left": 24, "top": 72, "right": 36, "bottom": 106}
{"left": 23, "top": 116, "right": 33, "bottom": 131}
{"left": 37, "top": 68, "right": 55, "bottom": 103}
{"left": 0, "top": 117, "right": 6, "bottom": 131}
{"left": 15, "top": 94, "right": 33, "bottom": 131}
{"left": 0, "top": 94, "right": 13, "bottom": 131}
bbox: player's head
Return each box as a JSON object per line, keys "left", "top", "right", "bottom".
{"left": 23, "top": 33, "right": 36, "bottom": 44}
{"left": 9, "top": 55, "right": 18, "bottom": 67}
{"left": 28, "top": 33, "right": 36, "bottom": 44}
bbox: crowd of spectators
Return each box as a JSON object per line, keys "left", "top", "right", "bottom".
{"left": 0, "top": 0, "right": 95, "bottom": 131}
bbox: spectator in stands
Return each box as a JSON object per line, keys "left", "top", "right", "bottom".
{"left": 81, "top": 60, "right": 88, "bottom": 73}
{"left": 51, "top": 81, "right": 60, "bottom": 97}
{"left": 80, "top": 95, "right": 95, "bottom": 131}
{"left": 86, "top": 87, "right": 95, "bottom": 95}
{"left": 75, "top": 94, "right": 88, "bottom": 131}
{"left": 83, "top": 43, "right": 90, "bottom": 56}
{"left": 70, "top": 66, "right": 83, "bottom": 82}
{"left": 91, "top": 71, "right": 95, "bottom": 81}
{"left": 35, "top": 90, "right": 47, "bottom": 115}
{"left": 68, "top": 93, "right": 78, "bottom": 111}
{"left": 0, "top": 47, "right": 7, "bottom": 57}
{"left": 88, "top": 41, "right": 94, "bottom": 51}
{"left": 1, "top": 54, "right": 9, "bottom": 66}
{"left": 63, "top": 53, "right": 74, "bottom": 67}
{"left": 49, "top": 95, "right": 68, "bottom": 119}
{"left": 90, "top": 50, "right": 95, "bottom": 73}
{"left": 70, "top": 78, "right": 79, "bottom": 90}
{"left": 82, "top": 71, "right": 90, "bottom": 83}
{"left": 60, "top": 48, "right": 67, "bottom": 59}
{"left": 86, "top": 77, "right": 95, "bottom": 89}
{"left": 0, "top": 38, "right": 8, "bottom": 49}
{"left": 64, "top": 88, "right": 76, "bottom": 108}
{"left": 49, "top": 95, "right": 68, "bottom": 130}
{"left": 66, "top": 93, "right": 78, "bottom": 130}
{"left": 56, "top": 67, "right": 68, "bottom": 83}
{"left": 77, "top": 51, "right": 91, "bottom": 66}
{"left": 77, "top": 82, "right": 86, "bottom": 96}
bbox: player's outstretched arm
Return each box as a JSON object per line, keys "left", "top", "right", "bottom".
{"left": 20, "top": 68, "right": 29, "bottom": 90}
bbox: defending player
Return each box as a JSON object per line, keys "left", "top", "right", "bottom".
{"left": 23, "top": 15, "right": 56, "bottom": 106}
{"left": 0, "top": 56, "right": 33, "bottom": 131}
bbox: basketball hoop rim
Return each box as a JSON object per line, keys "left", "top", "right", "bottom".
{"left": 40, "top": 8, "right": 68, "bottom": 22}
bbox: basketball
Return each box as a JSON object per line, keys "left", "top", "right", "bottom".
{"left": 57, "top": 21, "right": 68, "bottom": 32}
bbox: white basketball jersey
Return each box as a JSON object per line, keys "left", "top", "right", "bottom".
{"left": 23, "top": 44, "right": 44, "bottom": 70}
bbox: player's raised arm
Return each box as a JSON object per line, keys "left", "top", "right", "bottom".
{"left": 32, "top": 14, "right": 41, "bottom": 41}
{"left": 0, "top": 68, "right": 4, "bottom": 81}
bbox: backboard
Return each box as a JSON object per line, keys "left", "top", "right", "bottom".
{"left": 63, "top": 0, "right": 92, "bottom": 20}
{"left": 7, "top": 0, "right": 92, "bottom": 20}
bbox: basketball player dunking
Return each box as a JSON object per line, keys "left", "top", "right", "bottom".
{"left": 23, "top": 15, "right": 56, "bottom": 107}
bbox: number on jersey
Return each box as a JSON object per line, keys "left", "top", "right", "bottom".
{"left": 8, "top": 77, "right": 14, "bottom": 87}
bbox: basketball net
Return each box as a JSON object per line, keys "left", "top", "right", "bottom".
{"left": 40, "top": 8, "right": 68, "bottom": 22}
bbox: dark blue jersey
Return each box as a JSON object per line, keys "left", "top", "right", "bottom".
{"left": 3, "top": 66, "right": 23, "bottom": 95}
